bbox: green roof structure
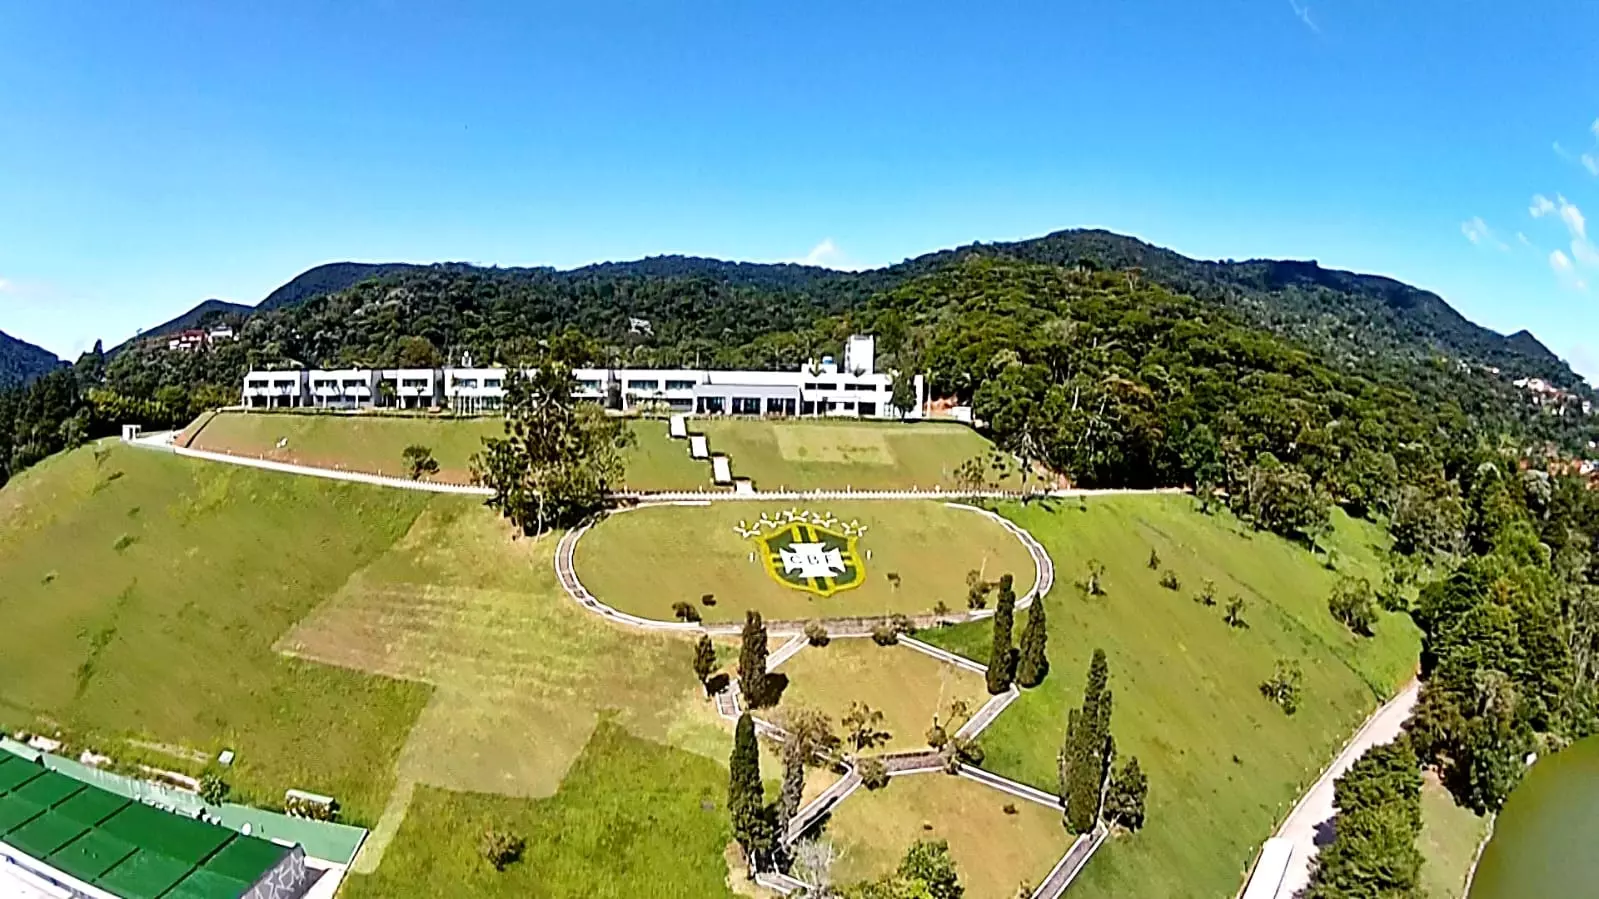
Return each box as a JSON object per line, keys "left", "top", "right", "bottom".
{"left": 0, "top": 754, "right": 308, "bottom": 899}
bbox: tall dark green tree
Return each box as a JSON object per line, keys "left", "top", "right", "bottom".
{"left": 1015, "top": 594, "right": 1049, "bottom": 688}
{"left": 471, "top": 353, "right": 633, "bottom": 535}
{"left": 728, "top": 712, "right": 769, "bottom": 871}
{"left": 693, "top": 634, "right": 718, "bottom": 695}
{"left": 1060, "top": 649, "right": 1113, "bottom": 834}
{"left": 986, "top": 574, "right": 1017, "bottom": 694}
{"left": 1305, "top": 739, "right": 1425, "bottom": 899}
{"left": 739, "top": 610, "right": 770, "bottom": 708}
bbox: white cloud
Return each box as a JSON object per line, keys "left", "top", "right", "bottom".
{"left": 1551, "top": 249, "right": 1588, "bottom": 290}
{"left": 1460, "top": 217, "right": 1508, "bottom": 250}
{"left": 1591, "top": 118, "right": 1599, "bottom": 141}
{"left": 1559, "top": 196, "right": 1587, "bottom": 239}
{"left": 1555, "top": 141, "right": 1574, "bottom": 161}
{"left": 1287, "top": 0, "right": 1319, "bottom": 32}
{"left": 791, "top": 239, "right": 857, "bottom": 271}
{"left": 1585, "top": 153, "right": 1599, "bottom": 177}
{"left": 1531, "top": 194, "right": 1556, "bottom": 218}
{"left": 1574, "top": 237, "right": 1599, "bottom": 267}
{"left": 1518, "top": 232, "right": 1533, "bottom": 247}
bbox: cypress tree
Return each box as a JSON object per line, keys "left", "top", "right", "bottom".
{"left": 779, "top": 738, "right": 805, "bottom": 826}
{"left": 1063, "top": 649, "right": 1113, "bottom": 833}
{"left": 1015, "top": 595, "right": 1049, "bottom": 687}
{"left": 986, "top": 574, "right": 1016, "bottom": 695}
{"left": 739, "top": 610, "right": 769, "bottom": 707}
{"left": 693, "top": 634, "right": 718, "bottom": 694}
{"left": 729, "top": 712, "right": 765, "bottom": 858}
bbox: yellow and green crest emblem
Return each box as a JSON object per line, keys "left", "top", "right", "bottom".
{"left": 736, "top": 510, "right": 867, "bottom": 598}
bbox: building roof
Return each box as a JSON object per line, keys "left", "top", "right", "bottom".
{"left": 0, "top": 754, "right": 290, "bottom": 899}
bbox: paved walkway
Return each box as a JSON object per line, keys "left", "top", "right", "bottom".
{"left": 1264, "top": 680, "right": 1421, "bottom": 898}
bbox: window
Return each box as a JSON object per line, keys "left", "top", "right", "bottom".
{"left": 819, "top": 383, "right": 838, "bottom": 392}
{"left": 845, "top": 383, "right": 876, "bottom": 391}
{"left": 804, "top": 382, "right": 822, "bottom": 390}
{"left": 485, "top": 379, "right": 503, "bottom": 389}
{"left": 859, "top": 402, "right": 877, "bottom": 416}
{"left": 578, "top": 379, "right": 601, "bottom": 391}
{"left": 665, "top": 379, "right": 697, "bottom": 391}
{"left": 627, "top": 379, "right": 660, "bottom": 391}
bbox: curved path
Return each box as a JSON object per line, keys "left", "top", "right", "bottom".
{"left": 1258, "top": 679, "right": 1421, "bottom": 898}
{"left": 553, "top": 501, "right": 1054, "bottom": 635}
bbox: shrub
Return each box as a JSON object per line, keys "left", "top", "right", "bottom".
{"left": 402, "top": 444, "right": 440, "bottom": 480}
{"left": 888, "top": 613, "right": 914, "bottom": 635}
{"left": 1328, "top": 576, "right": 1378, "bottom": 636}
{"left": 1079, "top": 560, "right": 1107, "bottom": 596}
{"left": 1003, "top": 802, "right": 1018, "bottom": 815}
{"left": 1147, "top": 548, "right": 1160, "bottom": 570}
{"left": 701, "top": 593, "right": 717, "bottom": 606}
{"left": 858, "top": 757, "right": 889, "bottom": 790}
{"left": 198, "top": 774, "right": 230, "bottom": 805}
{"left": 871, "top": 622, "right": 900, "bottom": 645}
{"left": 672, "top": 601, "right": 701, "bottom": 623}
{"left": 804, "top": 620, "right": 830, "bottom": 647}
{"left": 113, "top": 534, "right": 136, "bottom": 552}
{"left": 1260, "top": 659, "right": 1303, "bottom": 715}
{"left": 1224, "top": 596, "right": 1248, "bottom": 629}
{"left": 925, "top": 723, "right": 949, "bottom": 749}
{"left": 480, "top": 828, "right": 526, "bottom": 871}
{"left": 1158, "top": 569, "right": 1180, "bottom": 591}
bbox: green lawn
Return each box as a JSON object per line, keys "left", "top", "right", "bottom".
{"left": 822, "top": 772, "right": 1069, "bottom": 899}
{"left": 693, "top": 419, "right": 1020, "bottom": 491}
{"left": 0, "top": 441, "right": 434, "bottom": 824}
{"left": 342, "top": 720, "right": 738, "bottom": 899}
{"left": 1419, "top": 773, "right": 1490, "bottom": 899}
{"left": 189, "top": 412, "right": 710, "bottom": 490}
{"left": 772, "top": 641, "right": 989, "bottom": 754}
{"left": 918, "top": 496, "right": 1420, "bottom": 899}
{"left": 574, "top": 501, "right": 1037, "bottom": 623}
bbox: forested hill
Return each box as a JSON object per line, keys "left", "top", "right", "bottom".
{"left": 114, "top": 299, "right": 254, "bottom": 351}
{"left": 925, "top": 229, "right": 1578, "bottom": 390}
{"left": 219, "top": 230, "right": 1579, "bottom": 392}
{"left": 0, "top": 330, "right": 60, "bottom": 385}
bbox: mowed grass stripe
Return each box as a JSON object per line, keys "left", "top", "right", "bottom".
{"left": 918, "top": 496, "right": 1419, "bottom": 899}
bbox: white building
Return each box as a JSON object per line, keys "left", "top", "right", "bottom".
{"left": 381, "top": 368, "right": 442, "bottom": 410}
{"left": 242, "top": 335, "right": 926, "bottom": 419}
{"left": 242, "top": 370, "right": 310, "bottom": 408}
{"left": 308, "top": 369, "right": 377, "bottom": 409}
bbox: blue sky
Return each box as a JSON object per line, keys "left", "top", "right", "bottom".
{"left": 3, "top": 2, "right": 1599, "bottom": 378}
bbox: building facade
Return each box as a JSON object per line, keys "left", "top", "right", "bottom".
{"left": 242, "top": 335, "right": 927, "bottom": 419}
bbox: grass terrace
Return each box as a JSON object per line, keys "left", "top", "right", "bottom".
{"left": 772, "top": 640, "right": 989, "bottom": 755}
{"left": 822, "top": 772, "right": 1069, "bottom": 899}
{"left": 187, "top": 412, "right": 710, "bottom": 491}
{"left": 694, "top": 418, "right": 1022, "bottom": 492}
{"left": 573, "top": 500, "right": 1037, "bottom": 623}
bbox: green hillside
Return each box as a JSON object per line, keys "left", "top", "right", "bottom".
{"left": 0, "top": 442, "right": 743, "bottom": 894}
{"left": 0, "top": 441, "right": 433, "bottom": 822}
{"left": 920, "top": 496, "right": 1420, "bottom": 899}
{"left": 189, "top": 412, "right": 710, "bottom": 490}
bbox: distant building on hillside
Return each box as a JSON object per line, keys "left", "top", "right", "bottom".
{"left": 242, "top": 334, "right": 927, "bottom": 419}
{"left": 165, "top": 326, "right": 235, "bottom": 352}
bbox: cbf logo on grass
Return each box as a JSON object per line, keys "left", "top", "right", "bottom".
{"left": 735, "top": 510, "right": 867, "bottom": 598}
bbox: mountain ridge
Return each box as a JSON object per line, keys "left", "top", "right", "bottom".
{"left": 0, "top": 330, "right": 62, "bottom": 385}
{"left": 128, "top": 228, "right": 1579, "bottom": 391}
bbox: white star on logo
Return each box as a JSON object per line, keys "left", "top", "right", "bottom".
{"left": 780, "top": 543, "right": 847, "bottom": 579}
